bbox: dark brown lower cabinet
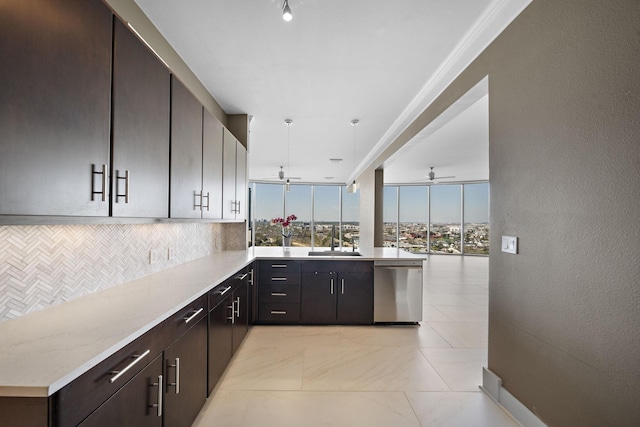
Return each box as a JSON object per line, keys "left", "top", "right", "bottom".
{"left": 164, "top": 316, "right": 208, "bottom": 427}
{"left": 78, "top": 355, "right": 163, "bottom": 427}
{"left": 300, "top": 271, "right": 337, "bottom": 324}
{"left": 232, "top": 280, "right": 249, "bottom": 354}
{"left": 208, "top": 293, "right": 233, "bottom": 395}
{"left": 300, "top": 262, "right": 373, "bottom": 325}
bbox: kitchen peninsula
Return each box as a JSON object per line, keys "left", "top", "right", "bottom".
{"left": 0, "top": 247, "right": 423, "bottom": 426}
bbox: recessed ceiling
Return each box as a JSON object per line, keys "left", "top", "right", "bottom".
{"left": 134, "top": 0, "right": 531, "bottom": 184}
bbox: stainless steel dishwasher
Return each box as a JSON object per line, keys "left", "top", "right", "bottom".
{"left": 373, "top": 259, "right": 424, "bottom": 323}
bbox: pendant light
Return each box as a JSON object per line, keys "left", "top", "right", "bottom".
{"left": 285, "top": 119, "right": 293, "bottom": 192}
{"left": 346, "top": 119, "right": 359, "bottom": 193}
{"left": 282, "top": 0, "right": 292, "bottom": 21}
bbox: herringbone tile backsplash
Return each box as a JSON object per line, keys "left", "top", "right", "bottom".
{"left": 0, "top": 223, "right": 241, "bottom": 322}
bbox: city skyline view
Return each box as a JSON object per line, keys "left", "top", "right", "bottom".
{"left": 251, "top": 182, "right": 489, "bottom": 255}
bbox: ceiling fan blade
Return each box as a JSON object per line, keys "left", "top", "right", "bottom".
{"left": 434, "top": 175, "right": 456, "bottom": 179}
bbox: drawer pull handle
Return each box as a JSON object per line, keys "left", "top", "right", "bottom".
{"left": 341, "top": 278, "right": 345, "bottom": 295}
{"left": 235, "top": 297, "right": 240, "bottom": 317}
{"left": 330, "top": 278, "right": 334, "bottom": 295}
{"left": 151, "top": 374, "right": 163, "bottom": 416}
{"left": 235, "top": 273, "right": 248, "bottom": 280}
{"left": 271, "top": 264, "right": 287, "bottom": 268}
{"left": 271, "top": 310, "right": 287, "bottom": 315}
{"left": 228, "top": 304, "right": 235, "bottom": 324}
{"left": 271, "top": 277, "right": 287, "bottom": 281}
{"left": 184, "top": 307, "right": 204, "bottom": 324}
{"left": 219, "top": 286, "right": 232, "bottom": 296}
{"left": 271, "top": 292, "right": 287, "bottom": 297}
{"left": 110, "top": 349, "right": 150, "bottom": 383}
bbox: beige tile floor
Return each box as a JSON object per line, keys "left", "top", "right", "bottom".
{"left": 193, "top": 255, "right": 519, "bottom": 427}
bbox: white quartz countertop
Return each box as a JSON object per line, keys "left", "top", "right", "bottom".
{"left": 0, "top": 247, "right": 424, "bottom": 397}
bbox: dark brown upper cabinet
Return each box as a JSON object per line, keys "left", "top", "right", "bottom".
{"left": 202, "top": 109, "right": 224, "bottom": 219}
{"left": 170, "top": 77, "right": 204, "bottom": 219}
{"left": 0, "top": 0, "right": 112, "bottom": 216}
{"left": 170, "top": 77, "right": 223, "bottom": 219}
{"left": 111, "top": 19, "right": 170, "bottom": 218}
{"left": 222, "top": 129, "right": 247, "bottom": 220}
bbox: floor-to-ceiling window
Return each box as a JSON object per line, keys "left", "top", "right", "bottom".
{"left": 399, "top": 186, "right": 429, "bottom": 253}
{"left": 430, "top": 185, "right": 462, "bottom": 254}
{"left": 384, "top": 182, "right": 489, "bottom": 255}
{"left": 253, "top": 183, "right": 284, "bottom": 246}
{"left": 313, "top": 186, "right": 340, "bottom": 248}
{"left": 342, "top": 186, "right": 360, "bottom": 249}
{"left": 383, "top": 186, "right": 398, "bottom": 247}
{"left": 285, "top": 184, "right": 312, "bottom": 247}
{"left": 463, "top": 183, "right": 490, "bottom": 254}
{"left": 251, "top": 183, "right": 359, "bottom": 249}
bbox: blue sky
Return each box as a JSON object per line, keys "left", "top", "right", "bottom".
{"left": 253, "top": 182, "right": 488, "bottom": 224}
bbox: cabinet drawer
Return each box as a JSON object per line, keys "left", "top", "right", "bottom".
{"left": 165, "top": 293, "right": 208, "bottom": 343}
{"left": 54, "top": 323, "right": 166, "bottom": 427}
{"left": 259, "top": 284, "right": 300, "bottom": 303}
{"left": 259, "top": 260, "right": 300, "bottom": 274}
{"left": 209, "top": 282, "right": 235, "bottom": 310}
{"left": 259, "top": 271, "right": 299, "bottom": 285}
{"left": 258, "top": 302, "right": 300, "bottom": 323}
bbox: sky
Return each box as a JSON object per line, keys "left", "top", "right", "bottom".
{"left": 253, "top": 182, "right": 488, "bottom": 225}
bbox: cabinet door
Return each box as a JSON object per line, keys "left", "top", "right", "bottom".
{"left": 235, "top": 141, "right": 247, "bottom": 219}
{"left": 79, "top": 355, "right": 163, "bottom": 427}
{"left": 222, "top": 128, "right": 237, "bottom": 219}
{"left": 301, "top": 271, "right": 337, "bottom": 324}
{"left": 202, "top": 110, "right": 223, "bottom": 219}
{"left": 0, "top": 0, "right": 111, "bottom": 216}
{"left": 208, "top": 297, "right": 233, "bottom": 395}
{"left": 164, "top": 317, "right": 207, "bottom": 427}
{"left": 112, "top": 19, "right": 170, "bottom": 218}
{"left": 232, "top": 281, "right": 249, "bottom": 353}
{"left": 337, "top": 272, "right": 373, "bottom": 324}
{"left": 170, "top": 76, "right": 203, "bottom": 219}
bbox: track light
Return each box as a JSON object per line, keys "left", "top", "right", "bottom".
{"left": 282, "top": 0, "right": 292, "bottom": 21}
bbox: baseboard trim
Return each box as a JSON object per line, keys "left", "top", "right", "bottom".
{"left": 480, "top": 367, "right": 548, "bottom": 427}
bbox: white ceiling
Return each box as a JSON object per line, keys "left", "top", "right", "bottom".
{"left": 135, "top": 0, "right": 530, "bottom": 185}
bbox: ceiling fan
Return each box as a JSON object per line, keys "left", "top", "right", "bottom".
{"left": 261, "top": 166, "right": 301, "bottom": 182}
{"left": 414, "top": 166, "right": 456, "bottom": 183}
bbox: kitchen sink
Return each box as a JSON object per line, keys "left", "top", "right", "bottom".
{"left": 307, "top": 250, "right": 362, "bottom": 257}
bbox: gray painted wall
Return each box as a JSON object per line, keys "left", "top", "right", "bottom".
{"left": 488, "top": 0, "right": 639, "bottom": 425}
{"left": 385, "top": 0, "right": 639, "bottom": 425}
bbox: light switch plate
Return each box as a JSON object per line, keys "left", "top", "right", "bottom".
{"left": 501, "top": 236, "right": 518, "bottom": 254}
{"left": 149, "top": 249, "right": 158, "bottom": 264}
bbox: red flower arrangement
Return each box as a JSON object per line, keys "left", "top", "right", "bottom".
{"left": 272, "top": 214, "right": 297, "bottom": 238}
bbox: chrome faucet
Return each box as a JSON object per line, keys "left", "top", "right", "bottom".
{"left": 330, "top": 224, "right": 336, "bottom": 251}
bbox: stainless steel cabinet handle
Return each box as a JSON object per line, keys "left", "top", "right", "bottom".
{"left": 91, "top": 164, "right": 107, "bottom": 202}
{"left": 235, "top": 200, "right": 241, "bottom": 213}
{"left": 271, "top": 310, "right": 287, "bottom": 315}
{"left": 203, "top": 191, "right": 210, "bottom": 211}
{"left": 109, "top": 349, "right": 150, "bottom": 383}
{"left": 168, "top": 358, "right": 180, "bottom": 394}
{"left": 116, "top": 170, "right": 130, "bottom": 203}
{"left": 194, "top": 190, "right": 202, "bottom": 210}
{"left": 235, "top": 273, "right": 248, "bottom": 281}
{"left": 235, "top": 297, "right": 240, "bottom": 317}
{"left": 228, "top": 304, "right": 235, "bottom": 324}
{"left": 219, "top": 286, "right": 232, "bottom": 296}
{"left": 330, "top": 278, "right": 334, "bottom": 295}
{"left": 151, "top": 374, "right": 163, "bottom": 417}
{"left": 271, "top": 277, "right": 287, "bottom": 281}
{"left": 184, "top": 307, "right": 204, "bottom": 324}
{"left": 271, "top": 292, "right": 287, "bottom": 297}
{"left": 341, "top": 278, "right": 345, "bottom": 295}
{"left": 271, "top": 264, "right": 287, "bottom": 268}
{"left": 249, "top": 269, "right": 254, "bottom": 286}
